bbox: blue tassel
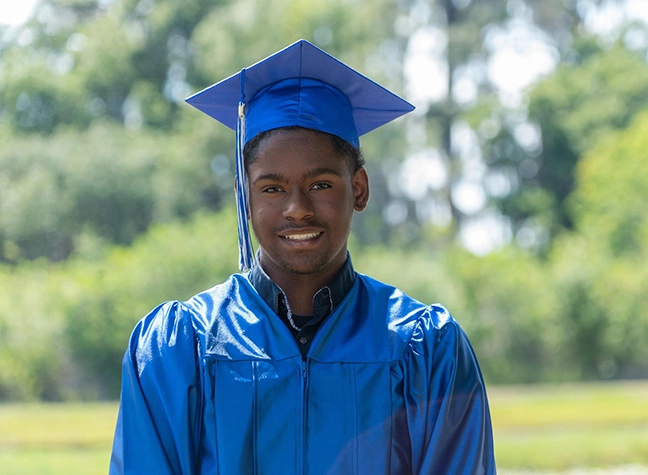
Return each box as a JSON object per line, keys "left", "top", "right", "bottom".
{"left": 235, "top": 69, "right": 254, "bottom": 272}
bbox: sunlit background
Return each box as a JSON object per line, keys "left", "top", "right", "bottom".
{"left": 1, "top": 0, "right": 647, "bottom": 473}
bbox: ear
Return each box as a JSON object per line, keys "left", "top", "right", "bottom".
{"left": 352, "top": 167, "right": 370, "bottom": 212}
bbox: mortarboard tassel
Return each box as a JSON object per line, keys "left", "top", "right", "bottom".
{"left": 235, "top": 69, "right": 254, "bottom": 272}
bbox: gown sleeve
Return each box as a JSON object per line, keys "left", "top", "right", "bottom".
{"left": 109, "top": 301, "right": 202, "bottom": 474}
{"left": 404, "top": 305, "right": 496, "bottom": 474}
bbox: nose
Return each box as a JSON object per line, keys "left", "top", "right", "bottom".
{"left": 283, "top": 189, "right": 314, "bottom": 221}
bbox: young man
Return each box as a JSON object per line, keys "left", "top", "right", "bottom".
{"left": 110, "top": 40, "right": 495, "bottom": 474}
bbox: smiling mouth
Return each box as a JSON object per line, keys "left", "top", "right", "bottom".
{"left": 281, "top": 232, "right": 323, "bottom": 241}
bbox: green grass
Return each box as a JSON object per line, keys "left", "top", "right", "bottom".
{"left": 0, "top": 447, "right": 110, "bottom": 475}
{"left": 0, "top": 402, "right": 117, "bottom": 475}
{"left": 0, "top": 381, "right": 647, "bottom": 474}
{"left": 490, "top": 381, "right": 648, "bottom": 470}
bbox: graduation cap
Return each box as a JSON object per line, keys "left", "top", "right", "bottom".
{"left": 186, "top": 39, "right": 414, "bottom": 272}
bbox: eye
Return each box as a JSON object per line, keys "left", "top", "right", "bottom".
{"left": 262, "top": 186, "right": 284, "bottom": 194}
{"left": 311, "top": 182, "right": 332, "bottom": 191}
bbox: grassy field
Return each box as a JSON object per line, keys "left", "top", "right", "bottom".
{"left": 0, "top": 402, "right": 117, "bottom": 475}
{"left": 0, "top": 381, "right": 647, "bottom": 474}
{"left": 490, "top": 381, "right": 648, "bottom": 471}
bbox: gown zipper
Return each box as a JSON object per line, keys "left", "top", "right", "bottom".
{"left": 301, "top": 360, "right": 309, "bottom": 475}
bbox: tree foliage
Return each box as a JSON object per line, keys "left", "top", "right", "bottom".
{"left": 531, "top": 45, "right": 648, "bottom": 227}
{"left": 549, "top": 111, "right": 648, "bottom": 379}
{"left": 0, "top": 122, "right": 223, "bottom": 261}
{"left": 485, "top": 43, "right": 648, "bottom": 248}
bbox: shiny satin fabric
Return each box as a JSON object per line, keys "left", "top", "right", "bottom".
{"left": 110, "top": 273, "right": 495, "bottom": 474}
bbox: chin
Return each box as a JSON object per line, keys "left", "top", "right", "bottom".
{"left": 280, "top": 259, "right": 331, "bottom": 276}
{"left": 275, "top": 250, "right": 341, "bottom": 276}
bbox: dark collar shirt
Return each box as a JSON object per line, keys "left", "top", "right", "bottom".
{"left": 248, "top": 254, "right": 356, "bottom": 360}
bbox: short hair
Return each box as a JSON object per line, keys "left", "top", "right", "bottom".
{"left": 243, "top": 126, "right": 365, "bottom": 174}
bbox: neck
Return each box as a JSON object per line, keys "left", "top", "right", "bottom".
{"left": 259, "top": 254, "right": 345, "bottom": 316}
{"left": 282, "top": 280, "right": 321, "bottom": 316}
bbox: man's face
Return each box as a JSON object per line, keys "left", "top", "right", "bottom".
{"left": 247, "top": 128, "right": 369, "bottom": 282}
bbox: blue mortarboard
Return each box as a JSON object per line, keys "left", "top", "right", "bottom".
{"left": 186, "top": 39, "right": 414, "bottom": 272}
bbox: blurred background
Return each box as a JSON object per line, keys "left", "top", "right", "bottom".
{"left": 0, "top": 0, "right": 647, "bottom": 473}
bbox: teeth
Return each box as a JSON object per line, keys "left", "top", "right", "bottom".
{"left": 284, "top": 232, "right": 320, "bottom": 240}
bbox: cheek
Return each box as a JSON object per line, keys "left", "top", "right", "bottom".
{"left": 323, "top": 189, "right": 355, "bottom": 215}
{"left": 249, "top": 193, "right": 271, "bottom": 215}
{"left": 250, "top": 206, "right": 269, "bottom": 227}
{"left": 319, "top": 200, "right": 355, "bottom": 231}
{"left": 250, "top": 199, "right": 280, "bottom": 233}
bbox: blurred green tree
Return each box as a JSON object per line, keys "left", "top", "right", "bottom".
{"left": 396, "top": 0, "right": 586, "bottom": 243}
{"left": 0, "top": 123, "right": 223, "bottom": 261}
{"left": 482, "top": 38, "right": 648, "bottom": 252}
{"left": 0, "top": 263, "right": 68, "bottom": 400}
{"left": 549, "top": 111, "right": 648, "bottom": 379}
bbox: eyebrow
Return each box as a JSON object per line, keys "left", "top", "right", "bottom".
{"left": 253, "top": 172, "right": 286, "bottom": 185}
{"left": 303, "top": 167, "right": 342, "bottom": 180}
{"left": 253, "top": 167, "right": 342, "bottom": 185}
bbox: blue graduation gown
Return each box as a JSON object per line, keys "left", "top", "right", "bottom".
{"left": 110, "top": 273, "right": 495, "bottom": 474}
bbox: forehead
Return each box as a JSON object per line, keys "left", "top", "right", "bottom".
{"left": 251, "top": 129, "right": 348, "bottom": 170}
{"left": 257, "top": 127, "right": 334, "bottom": 150}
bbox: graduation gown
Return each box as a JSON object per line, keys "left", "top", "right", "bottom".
{"left": 110, "top": 273, "right": 495, "bottom": 474}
